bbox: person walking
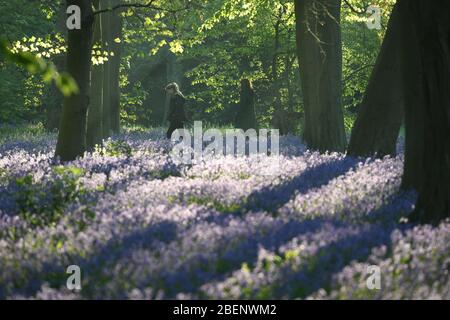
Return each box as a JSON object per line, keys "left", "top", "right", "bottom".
{"left": 165, "top": 82, "right": 187, "bottom": 139}
{"left": 235, "top": 79, "right": 258, "bottom": 131}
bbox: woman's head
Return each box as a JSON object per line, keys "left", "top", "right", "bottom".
{"left": 240, "top": 79, "right": 253, "bottom": 91}
{"left": 165, "top": 82, "right": 182, "bottom": 96}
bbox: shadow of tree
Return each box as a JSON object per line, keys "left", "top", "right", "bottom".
{"left": 244, "top": 157, "right": 360, "bottom": 213}
{"left": 14, "top": 220, "right": 180, "bottom": 299}
{"left": 8, "top": 156, "right": 415, "bottom": 300}
{"left": 268, "top": 222, "right": 414, "bottom": 299}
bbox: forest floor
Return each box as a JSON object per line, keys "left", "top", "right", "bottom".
{"left": 0, "top": 125, "right": 448, "bottom": 299}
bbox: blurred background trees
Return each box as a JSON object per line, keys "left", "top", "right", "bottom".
{"left": 0, "top": 0, "right": 395, "bottom": 133}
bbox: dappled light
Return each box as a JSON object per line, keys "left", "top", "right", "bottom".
{"left": 0, "top": 0, "right": 448, "bottom": 304}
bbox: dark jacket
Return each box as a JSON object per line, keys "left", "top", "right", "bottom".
{"left": 167, "top": 93, "right": 187, "bottom": 124}
{"left": 235, "top": 90, "right": 257, "bottom": 131}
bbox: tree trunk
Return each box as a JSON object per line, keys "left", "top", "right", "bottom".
{"left": 102, "top": 0, "right": 112, "bottom": 138}
{"left": 55, "top": 0, "right": 94, "bottom": 161}
{"left": 45, "top": 2, "right": 66, "bottom": 131}
{"left": 166, "top": 50, "right": 183, "bottom": 85}
{"left": 271, "top": 8, "right": 286, "bottom": 135}
{"left": 165, "top": 50, "right": 183, "bottom": 125}
{"left": 398, "top": 0, "right": 424, "bottom": 190}
{"left": 110, "top": 0, "right": 122, "bottom": 134}
{"left": 294, "top": 0, "right": 346, "bottom": 152}
{"left": 400, "top": 0, "right": 450, "bottom": 224}
{"left": 347, "top": 4, "right": 404, "bottom": 158}
{"left": 45, "top": 55, "right": 65, "bottom": 131}
{"left": 87, "top": 0, "right": 104, "bottom": 150}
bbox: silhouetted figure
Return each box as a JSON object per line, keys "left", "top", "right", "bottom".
{"left": 165, "top": 82, "right": 187, "bottom": 139}
{"left": 235, "top": 79, "right": 257, "bottom": 131}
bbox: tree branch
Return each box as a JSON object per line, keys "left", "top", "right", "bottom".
{"left": 93, "top": 1, "right": 193, "bottom": 15}
{"left": 342, "top": 0, "right": 366, "bottom": 15}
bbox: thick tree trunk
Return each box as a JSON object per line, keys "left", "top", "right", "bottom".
{"left": 400, "top": 0, "right": 450, "bottom": 224}
{"left": 110, "top": 0, "right": 122, "bottom": 133}
{"left": 55, "top": 0, "right": 94, "bottom": 161}
{"left": 347, "top": 4, "right": 404, "bottom": 158}
{"left": 87, "top": 0, "right": 104, "bottom": 151}
{"left": 102, "top": 0, "right": 112, "bottom": 138}
{"left": 294, "top": 0, "right": 346, "bottom": 152}
{"left": 398, "top": 1, "right": 424, "bottom": 190}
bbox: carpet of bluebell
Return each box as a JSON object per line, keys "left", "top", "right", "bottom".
{"left": 0, "top": 128, "right": 448, "bottom": 299}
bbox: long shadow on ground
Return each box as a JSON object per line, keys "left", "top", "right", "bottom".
{"left": 244, "top": 157, "right": 360, "bottom": 213}
{"left": 3, "top": 156, "right": 415, "bottom": 299}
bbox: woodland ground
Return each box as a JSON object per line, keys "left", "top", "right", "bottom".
{"left": 0, "top": 124, "right": 448, "bottom": 299}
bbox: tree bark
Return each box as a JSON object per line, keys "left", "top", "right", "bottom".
{"left": 55, "top": 0, "right": 94, "bottom": 161}
{"left": 347, "top": 4, "right": 404, "bottom": 158}
{"left": 398, "top": 0, "right": 424, "bottom": 190}
{"left": 45, "top": 1, "right": 66, "bottom": 131}
{"left": 102, "top": 0, "right": 112, "bottom": 138}
{"left": 165, "top": 50, "right": 183, "bottom": 125}
{"left": 110, "top": 0, "right": 122, "bottom": 134}
{"left": 294, "top": 0, "right": 346, "bottom": 152}
{"left": 400, "top": 0, "right": 450, "bottom": 224}
{"left": 87, "top": 0, "right": 104, "bottom": 150}
{"left": 271, "top": 7, "right": 286, "bottom": 135}
{"left": 45, "top": 55, "right": 65, "bottom": 131}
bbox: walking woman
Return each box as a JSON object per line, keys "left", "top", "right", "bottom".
{"left": 235, "top": 79, "right": 258, "bottom": 131}
{"left": 164, "top": 82, "right": 187, "bottom": 139}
